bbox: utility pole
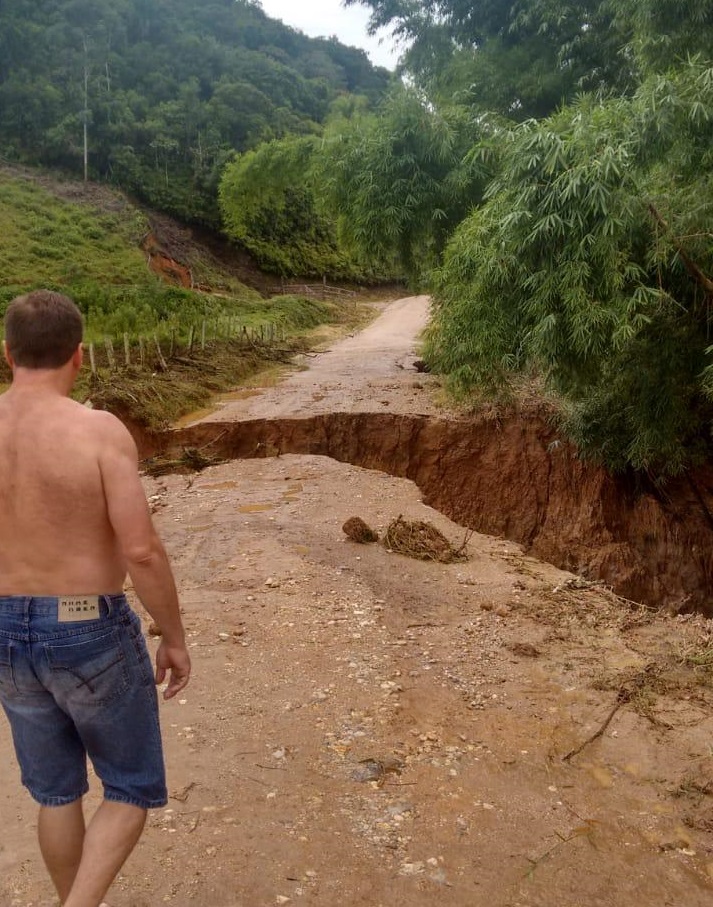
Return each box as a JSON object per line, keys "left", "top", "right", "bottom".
{"left": 82, "top": 35, "right": 89, "bottom": 182}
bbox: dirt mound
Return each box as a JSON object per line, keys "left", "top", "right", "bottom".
{"left": 342, "top": 516, "right": 379, "bottom": 543}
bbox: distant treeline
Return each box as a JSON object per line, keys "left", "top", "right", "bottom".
{"left": 0, "top": 0, "right": 391, "bottom": 226}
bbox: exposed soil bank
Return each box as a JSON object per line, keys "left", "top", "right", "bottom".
{"left": 143, "top": 408, "right": 713, "bottom": 614}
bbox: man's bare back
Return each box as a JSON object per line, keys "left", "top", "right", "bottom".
{"left": 0, "top": 389, "right": 128, "bottom": 594}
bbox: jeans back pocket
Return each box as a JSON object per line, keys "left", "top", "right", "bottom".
{"left": 43, "top": 627, "right": 130, "bottom": 708}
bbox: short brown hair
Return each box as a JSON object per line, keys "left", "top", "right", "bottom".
{"left": 4, "top": 290, "right": 83, "bottom": 368}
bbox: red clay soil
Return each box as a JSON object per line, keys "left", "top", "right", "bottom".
{"left": 142, "top": 232, "right": 194, "bottom": 287}
{"left": 144, "top": 408, "right": 713, "bottom": 614}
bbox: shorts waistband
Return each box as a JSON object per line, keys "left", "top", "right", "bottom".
{"left": 0, "top": 593, "right": 128, "bottom": 618}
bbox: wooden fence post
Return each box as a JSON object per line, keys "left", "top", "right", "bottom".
{"left": 201, "top": 320, "right": 206, "bottom": 351}
{"left": 139, "top": 337, "right": 145, "bottom": 367}
{"left": 104, "top": 337, "right": 115, "bottom": 370}
{"left": 123, "top": 333, "right": 131, "bottom": 368}
{"left": 89, "top": 343, "right": 97, "bottom": 377}
{"left": 187, "top": 325, "right": 195, "bottom": 353}
{"left": 154, "top": 333, "right": 168, "bottom": 371}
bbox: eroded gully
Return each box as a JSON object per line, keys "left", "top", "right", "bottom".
{"left": 137, "top": 295, "right": 713, "bottom": 614}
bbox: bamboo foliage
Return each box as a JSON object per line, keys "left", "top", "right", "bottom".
{"left": 426, "top": 59, "right": 713, "bottom": 477}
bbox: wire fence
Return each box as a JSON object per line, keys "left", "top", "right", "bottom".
{"left": 0, "top": 318, "right": 289, "bottom": 382}
{"left": 271, "top": 281, "right": 357, "bottom": 300}
{"left": 83, "top": 317, "right": 289, "bottom": 376}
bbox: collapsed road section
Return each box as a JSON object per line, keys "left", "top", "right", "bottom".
{"left": 143, "top": 408, "right": 713, "bottom": 614}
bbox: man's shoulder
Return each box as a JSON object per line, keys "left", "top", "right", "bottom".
{"left": 91, "top": 409, "right": 136, "bottom": 444}
{"left": 68, "top": 404, "right": 136, "bottom": 449}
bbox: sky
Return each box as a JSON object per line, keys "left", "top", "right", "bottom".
{"left": 257, "top": 0, "right": 400, "bottom": 70}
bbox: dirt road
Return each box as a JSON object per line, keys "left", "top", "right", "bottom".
{"left": 192, "top": 294, "right": 437, "bottom": 422}
{"left": 2, "top": 297, "right": 713, "bottom": 906}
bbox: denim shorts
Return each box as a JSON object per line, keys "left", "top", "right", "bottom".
{"left": 0, "top": 594, "right": 167, "bottom": 809}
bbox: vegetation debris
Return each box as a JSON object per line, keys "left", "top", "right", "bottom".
{"left": 382, "top": 515, "right": 468, "bottom": 564}
{"left": 142, "top": 447, "right": 225, "bottom": 478}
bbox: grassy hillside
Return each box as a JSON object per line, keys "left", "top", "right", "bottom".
{"left": 0, "top": 173, "right": 154, "bottom": 291}
{"left": 0, "top": 167, "right": 271, "bottom": 340}
{"left": 0, "top": 166, "right": 370, "bottom": 427}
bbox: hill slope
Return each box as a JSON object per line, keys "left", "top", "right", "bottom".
{"left": 0, "top": 0, "right": 392, "bottom": 225}
{"left": 0, "top": 165, "right": 266, "bottom": 336}
{"left": 0, "top": 164, "right": 370, "bottom": 428}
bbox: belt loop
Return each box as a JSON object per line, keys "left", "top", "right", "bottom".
{"left": 103, "top": 595, "right": 113, "bottom": 617}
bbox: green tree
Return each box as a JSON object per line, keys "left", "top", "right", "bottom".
{"left": 349, "top": 0, "right": 632, "bottom": 116}
{"left": 425, "top": 59, "right": 713, "bottom": 476}
{"left": 613, "top": 0, "right": 713, "bottom": 74}
{"left": 318, "top": 88, "right": 487, "bottom": 281}
{"left": 219, "top": 136, "right": 361, "bottom": 277}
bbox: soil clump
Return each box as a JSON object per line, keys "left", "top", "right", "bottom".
{"left": 342, "top": 516, "right": 380, "bottom": 544}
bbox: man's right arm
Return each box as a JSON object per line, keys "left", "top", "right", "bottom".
{"left": 97, "top": 412, "right": 191, "bottom": 699}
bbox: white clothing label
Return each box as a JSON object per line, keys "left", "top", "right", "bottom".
{"left": 58, "top": 596, "right": 101, "bottom": 622}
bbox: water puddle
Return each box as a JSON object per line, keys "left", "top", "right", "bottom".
{"left": 588, "top": 764, "right": 614, "bottom": 788}
{"left": 174, "top": 405, "right": 219, "bottom": 427}
{"left": 282, "top": 482, "right": 304, "bottom": 502}
{"left": 174, "top": 388, "right": 265, "bottom": 428}
{"left": 221, "top": 388, "right": 264, "bottom": 402}
{"left": 238, "top": 503, "right": 275, "bottom": 513}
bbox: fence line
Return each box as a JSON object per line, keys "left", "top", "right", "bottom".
{"left": 271, "top": 282, "right": 357, "bottom": 300}
{"left": 85, "top": 317, "right": 290, "bottom": 377}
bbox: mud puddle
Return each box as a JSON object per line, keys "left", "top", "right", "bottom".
{"left": 174, "top": 388, "right": 266, "bottom": 427}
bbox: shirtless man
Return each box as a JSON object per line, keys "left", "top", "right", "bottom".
{"left": 0, "top": 290, "right": 191, "bottom": 907}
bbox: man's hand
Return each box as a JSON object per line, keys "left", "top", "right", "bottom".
{"left": 155, "top": 641, "right": 191, "bottom": 700}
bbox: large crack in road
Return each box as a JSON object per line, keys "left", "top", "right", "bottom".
{"left": 142, "top": 295, "right": 712, "bottom": 612}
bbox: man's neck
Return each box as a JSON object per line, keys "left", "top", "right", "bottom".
{"left": 8, "top": 366, "right": 76, "bottom": 399}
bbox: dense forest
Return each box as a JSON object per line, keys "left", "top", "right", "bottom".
{"left": 0, "top": 0, "right": 391, "bottom": 226}
{"left": 3, "top": 0, "right": 713, "bottom": 477}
